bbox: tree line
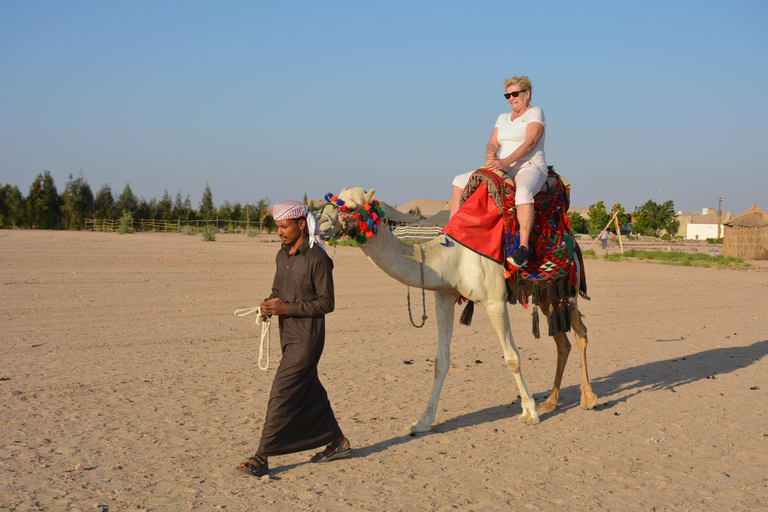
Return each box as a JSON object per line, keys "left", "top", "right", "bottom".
{"left": 567, "top": 199, "right": 680, "bottom": 238}
{"left": 2, "top": 170, "right": 682, "bottom": 238}
{"left": 0, "top": 171, "right": 277, "bottom": 231}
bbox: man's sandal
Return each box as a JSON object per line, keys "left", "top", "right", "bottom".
{"left": 311, "top": 438, "right": 352, "bottom": 463}
{"left": 234, "top": 454, "right": 269, "bottom": 477}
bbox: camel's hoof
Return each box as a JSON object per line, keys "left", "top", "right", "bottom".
{"left": 517, "top": 412, "right": 541, "bottom": 425}
{"left": 536, "top": 400, "right": 557, "bottom": 414}
{"left": 581, "top": 391, "right": 598, "bottom": 410}
{"left": 410, "top": 421, "right": 432, "bottom": 433}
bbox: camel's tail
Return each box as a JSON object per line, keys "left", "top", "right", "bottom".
{"left": 459, "top": 301, "right": 474, "bottom": 326}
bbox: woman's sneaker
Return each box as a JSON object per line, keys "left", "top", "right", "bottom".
{"left": 509, "top": 246, "right": 529, "bottom": 268}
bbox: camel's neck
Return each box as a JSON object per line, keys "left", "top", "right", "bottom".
{"left": 358, "top": 224, "right": 446, "bottom": 289}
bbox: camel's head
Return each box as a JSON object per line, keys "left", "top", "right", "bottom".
{"left": 317, "top": 188, "right": 384, "bottom": 243}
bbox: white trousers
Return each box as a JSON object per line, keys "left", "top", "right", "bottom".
{"left": 452, "top": 160, "right": 548, "bottom": 205}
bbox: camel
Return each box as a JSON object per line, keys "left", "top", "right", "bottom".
{"left": 318, "top": 188, "right": 597, "bottom": 433}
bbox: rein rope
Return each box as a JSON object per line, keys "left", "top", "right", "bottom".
{"left": 324, "top": 191, "right": 427, "bottom": 328}
{"left": 407, "top": 246, "right": 428, "bottom": 328}
{"left": 234, "top": 306, "right": 271, "bottom": 371}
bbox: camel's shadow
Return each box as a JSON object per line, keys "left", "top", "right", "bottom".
{"left": 582, "top": 338, "right": 768, "bottom": 409}
{"left": 354, "top": 339, "right": 768, "bottom": 457}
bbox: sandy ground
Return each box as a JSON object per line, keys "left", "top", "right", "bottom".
{"left": 1, "top": 229, "right": 767, "bottom": 512}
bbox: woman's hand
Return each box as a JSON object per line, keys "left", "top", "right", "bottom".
{"left": 485, "top": 155, "right": 507, "bottom": 171}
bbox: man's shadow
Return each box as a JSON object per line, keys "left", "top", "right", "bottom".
{"left": 346, "top": 339, "right": 768, "bottom": 459}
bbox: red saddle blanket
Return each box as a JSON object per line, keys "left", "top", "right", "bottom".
{"left": 443, "top": 168, "right": 587, "bottom": 297}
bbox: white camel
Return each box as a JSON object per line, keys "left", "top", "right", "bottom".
{"left": 318, "top": 188, "right": 597, "bottom": 433}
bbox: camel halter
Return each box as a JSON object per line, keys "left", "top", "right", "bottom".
{"left": 407, "top": 245, "right": 428, "bottom": 328}
{"left": 323, "top": 191, "right": 428, "bottom": 328}
{"left": 234, "top": 306, "right": 271, "bottom": 371}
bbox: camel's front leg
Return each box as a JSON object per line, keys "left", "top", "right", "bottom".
{"left": 410, "top": 291, "right": 458, "bottom": 433}
{"left": 571, "top": 303, "right": 598, "bottom": 409}
{"left": 484, "top": 300, "right": 540, "bottom": 425}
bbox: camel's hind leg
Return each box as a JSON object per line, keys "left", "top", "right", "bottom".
{"left": 537, "top": 315, "right": 571, "bottom": 414}
{"left": 410, "top": 291, "right": 458, "bottom": 433}
{"left": 484, "top": 300, "right": 540, "bottom": 425}
{"left": 571, "top": 302, "right": 598, "bottom": 409}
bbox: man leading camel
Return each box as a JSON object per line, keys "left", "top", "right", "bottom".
{"left": 235, "top": 200, "right": 351, "bottom": 477}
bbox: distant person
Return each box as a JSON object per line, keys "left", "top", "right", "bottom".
{"left": 235, "top": 201, "right": 351, "bottom": 477}
{"left": 450, "top": 76, "right": 548, "bottom": 269}
{"left": 601, "top": 230, "right": 608, "bottom": 250}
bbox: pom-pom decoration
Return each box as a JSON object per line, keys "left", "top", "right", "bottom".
{"left": 324, "top": 192, "right": 384, "bottom": 244}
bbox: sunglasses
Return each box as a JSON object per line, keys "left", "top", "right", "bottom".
{"left": 504, "top": 90, "right": 527, "bottom": 99}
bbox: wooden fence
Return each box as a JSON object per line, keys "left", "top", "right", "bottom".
{"left": 85, "top": 218, "right": 269, "bottom": 234}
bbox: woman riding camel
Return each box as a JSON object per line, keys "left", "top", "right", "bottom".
{"left": 450, "top": 75, "right": 548, "bottom": 269}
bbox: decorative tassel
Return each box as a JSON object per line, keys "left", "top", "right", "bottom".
{"left": 532, "top": 281, "right": 541, "bottom": 305}
{"left": 460, "top": 301, "right": 475, "bottom": 326}
{"left": 565, "top": 302, "right": 573, "bottom": 332}
{"left": 556, "top": 278, "right": 566, "bottom": 302}
{"left": 520, "top": 283, "right": 528, "bottom": 309}
{"left": 532, "top": 306, "right": 541, "bottom": 339}
{"left": 556, "top": 302, "right": 567, "bottom": 334}
{"left": 548, "top": 308, "right": 558, "bottom": 337}
{"left": 547, "top": 281, "right": 556, "bottom": 308}
{"left": 569, "top": 261, "right": 578, "bottom": 287}
{"left": 507, "top": 281, "right": 517, "bottom": 305}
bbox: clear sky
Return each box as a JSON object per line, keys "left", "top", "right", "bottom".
{"left": 2, "top": 0, "right": 767, "bottom": 214}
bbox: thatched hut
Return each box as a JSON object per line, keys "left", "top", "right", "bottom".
{"left": 723, "top": 205, "right": 768, "bottom": 260}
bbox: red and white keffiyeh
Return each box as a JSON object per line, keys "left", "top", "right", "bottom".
{"left": 272, "top": 200, "right": 325, "bottom": 250}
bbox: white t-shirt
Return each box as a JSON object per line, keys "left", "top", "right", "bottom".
{"left": 495, "top": 106, "right": 546, "bottom": 171}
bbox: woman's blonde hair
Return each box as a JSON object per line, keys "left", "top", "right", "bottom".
{"left": 504, "top": 76, "right": 532, "bottom": 96}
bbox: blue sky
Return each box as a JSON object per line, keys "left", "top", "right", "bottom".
{"left": 2, "top": 0, "right": 766, "bottom": 214}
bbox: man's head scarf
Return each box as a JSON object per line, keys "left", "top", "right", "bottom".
{"left": 272, "top": 200, "right": 325, "bottom": 250}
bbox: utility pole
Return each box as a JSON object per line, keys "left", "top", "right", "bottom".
{"left": 717, "top": 196, "right": 723, "bottom": 241}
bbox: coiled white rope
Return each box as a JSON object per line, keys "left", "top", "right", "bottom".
{"left": 234, "top": 306, "right": 271, "bottom": 371}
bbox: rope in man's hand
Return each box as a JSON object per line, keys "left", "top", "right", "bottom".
{"left": 234, "top": 306, "right": 271, "bottom": 371}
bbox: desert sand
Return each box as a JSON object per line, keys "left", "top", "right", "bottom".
{"left": 1, "top": 229, "right": 767, "bottom": 511}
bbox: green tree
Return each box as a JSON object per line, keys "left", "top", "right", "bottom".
{"left": 587, "top": 201, "right": 611, "bottom": 237}
{"left": 567, "top": 212, "right": 587, "bottom": 234}
{"left": 94, "top": 184, "right": 116, "bottom": 219}
{"left": 632, "top": 200, "right": 680, "bottom": 237}
{"left": 200, "top": 182, "right": 215, "bottom": 220}
{"left": 610, "top": 203, "right": 628, "bottom": 233}
{"left": 172, "top": 191, "right": 192, "bottom": 220}
{"left": 155, "top": 188, "right": 173, "bottom": 220}
{"left": 231, "top": 202, "right": 243, "bottom": 222}
{"left": 218, "top": 200, "right": 233, "bottom": 220}
{"left": 263, "top": 213, "right": 276, "bottom": 233}
{"left": 117, "top": 182, "right": 138, "bottom": 215}
{"left": 28, "top": 171, "right": 62, "bottom": 229}
{"left": 134, "top": 197, "right": 152, "bottom": 220}
{"left": 61, "top": 172, "right": 94, "bottom": 230}
{"left": 0, "top": 184, "right": 26, "bottom": 228}
{"left": 256, "top": 198, "right": 271, "bottom": 231}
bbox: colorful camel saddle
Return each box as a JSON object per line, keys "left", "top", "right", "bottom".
{"left": 442, "top": 169, "right": 588, "bottom": 335}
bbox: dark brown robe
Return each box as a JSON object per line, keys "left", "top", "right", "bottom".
{"left": 257, "top": 238, "right": 342, "bottom": 456}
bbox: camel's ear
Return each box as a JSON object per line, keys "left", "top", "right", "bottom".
{"left": 364, "top": 189, "right": 376, "bottom": 203}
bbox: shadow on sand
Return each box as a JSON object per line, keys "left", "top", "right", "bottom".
{"left": 347, "top": 339, "right": 768, "bottom": 459}
{"left": 262, "top": 340, "right": 768, "bottom": 473}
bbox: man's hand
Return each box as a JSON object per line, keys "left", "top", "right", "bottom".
{"left": 260, "top": 297, "right": 287, "bottom": 317}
